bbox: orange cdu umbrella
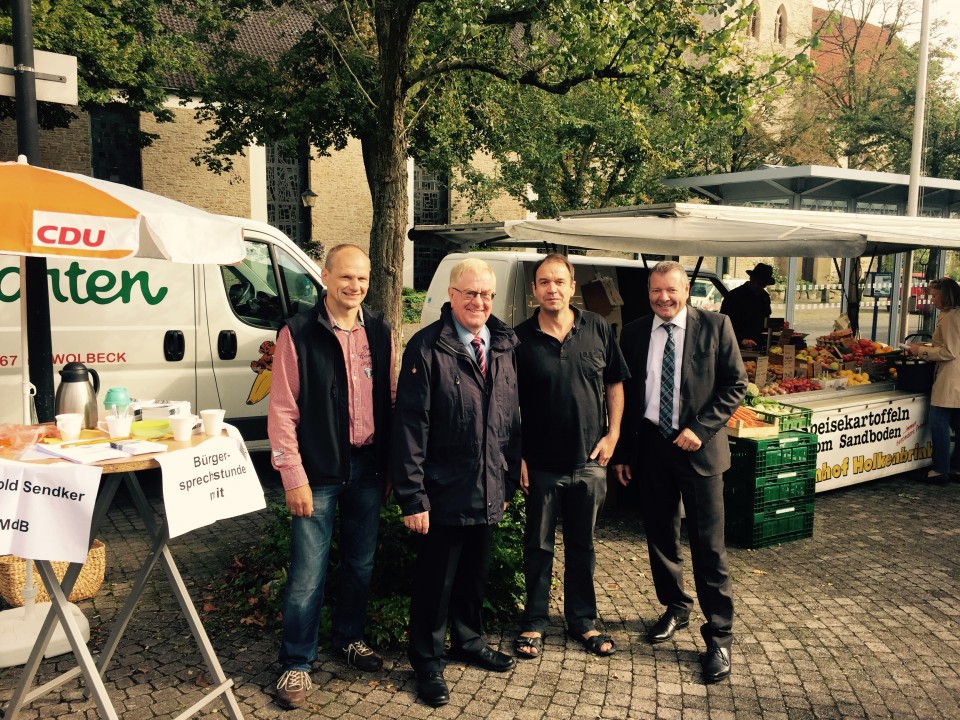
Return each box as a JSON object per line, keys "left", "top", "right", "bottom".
{"left": 0, "top": 155, "right": 247, "bottom": 422}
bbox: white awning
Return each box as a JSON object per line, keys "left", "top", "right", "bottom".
{"left": 503, "top": 203, "right": 960, "bottom": 257}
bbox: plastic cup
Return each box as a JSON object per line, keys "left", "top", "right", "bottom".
{"left": 200, "top": 409, "right": 226, "bottom": 436}
{"left": 55, "top": 413, "right": 83, "bottom": 442}
{"left": 169, "top": 414, "right": 198, "bottom": 442}
{"left": 103, "top": 387, "right": 131, "bottom": 418}
{"left": 98, "top": 415, "right": 133, "bottom": 437}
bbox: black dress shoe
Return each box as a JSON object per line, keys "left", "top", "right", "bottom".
{"left": 701, "top": 646, "right": 731, "bottom": 683}
{"left": 647, "top": 610, "right": 690, "bottom": 644}
{"left": 415, "top": 671, "right": 450, "bottom": 707}
{"left": 448, "top": 645, "right": 517, "bottom": 672}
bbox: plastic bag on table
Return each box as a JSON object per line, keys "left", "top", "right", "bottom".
{"left": 0, "top": 423, "right": 57, "bottom": 456}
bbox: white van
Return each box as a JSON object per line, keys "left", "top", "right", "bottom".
{"left": 0, "top": 219, "right": 322, "bottom": 450}
{"left": 421, "top": 251, "right": 728, "bottom": 335}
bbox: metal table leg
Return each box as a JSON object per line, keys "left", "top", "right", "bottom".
{"left": 2, "top": 473, "right": 123, "bottom": 719}
{"left": 3, "top": 469, "right": 245, "bottom": 719}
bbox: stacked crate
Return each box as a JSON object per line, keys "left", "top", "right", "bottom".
{"left": 725, "top": 426, "right": 817, "bottom": 549}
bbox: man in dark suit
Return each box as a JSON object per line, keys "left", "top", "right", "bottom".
{"left": 612, "top": 261, "right": 746, "bottom": 684}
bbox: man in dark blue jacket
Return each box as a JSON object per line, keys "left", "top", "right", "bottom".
{"left": 393, "top": 258, "right": 521, "bottom": 707}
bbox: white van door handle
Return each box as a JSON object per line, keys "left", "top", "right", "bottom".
{"left": 218, "top": 330, "right": 238, "bottom": 360}
{"left": 164, "top": 330, "right": 185, "bottom": 362}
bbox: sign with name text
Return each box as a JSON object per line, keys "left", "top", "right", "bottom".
{"left": 157, "top": 437, "right": 266, "bottom": 538}
{"left": 0, "top": 459, "right": 101, "bottom": 563}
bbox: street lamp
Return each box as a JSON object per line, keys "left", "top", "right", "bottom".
{"left": 300, "top": 188, "right": 318, "bottom": 208}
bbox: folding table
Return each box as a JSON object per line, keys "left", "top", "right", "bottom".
{"left": 2, "top": 437, "right": 245, "bottom": 719}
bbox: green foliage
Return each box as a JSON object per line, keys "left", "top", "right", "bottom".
{"left": 776, "top": 0, "right": 960, "bottom": 177}
{"left": 205, "top": 499, "right": 290, "bottom": 630}
{"left": 208, "top": 493, "right": 527, "bottom": 647}
{"left": 0, "top": 1, "right": 204, "bottom": 141}
{"left": 401, "top": 288, "right": 426, "bottom": 324}
{"left": 484, "top": 496, "right": 527, "bottom": 621}
{"left": 189, "top": 1, "right": 778, "bottom": 200}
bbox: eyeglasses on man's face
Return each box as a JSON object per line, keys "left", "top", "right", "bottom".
{"left": 451, "top": 287, "right": 496, "bottom": 303}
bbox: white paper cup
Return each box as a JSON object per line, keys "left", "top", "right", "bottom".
{"left": 200, "top": 409, "right": 226, "bottom": 436}
{"left": 170, "top": 414, "right": 198, "bottom": 442}
{"left": 55, "top": 413, "right": 83, "bottom": 441}
{"left": 102, "top": 415, "right": 133, "bottom": 437}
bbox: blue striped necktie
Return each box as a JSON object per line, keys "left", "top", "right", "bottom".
{"left": 659, "top": 323, "right": 675, "bottom": 438}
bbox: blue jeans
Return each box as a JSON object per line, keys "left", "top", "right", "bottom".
{"left": 929, "top": 405, "right": 960, "bottom": 475}
{"left": 278, "top": 452, "right": 381, "bottom": 671}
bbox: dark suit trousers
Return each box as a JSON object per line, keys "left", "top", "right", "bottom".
{"left": 407, "top": 524, "right": 493, "bottom": 673}
{"left": 638, "top": 421, "right": 734, "bottom": 650}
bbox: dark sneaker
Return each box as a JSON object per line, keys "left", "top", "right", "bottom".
{"left": 337, "top": 640, "right": 384, "bottom": 671}
{"left": 275, "top": 669, "right": 312, "bottom": 709}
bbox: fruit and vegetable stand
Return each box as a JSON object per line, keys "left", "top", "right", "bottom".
{"left": 785, "top": 385, "right": 931, "bottom": 492}
{"left": 731, "top": 382, "right": 931, "bottom": 493}
{"left": 723, "top": 380, "right": 932, "bottom": 547}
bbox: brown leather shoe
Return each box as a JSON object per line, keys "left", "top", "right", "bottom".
{"left": 275, "top": 669, "right": 312, "bottom": 709}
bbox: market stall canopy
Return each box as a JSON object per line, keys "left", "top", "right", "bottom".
{"left": 502, "top": 203, "right": 960, "bottom": 258}
{"left": 0, "top": 157, "right": 247, "bottom": 264}
{"left": 0, "top": 155, "right": 249, "bottom": 426}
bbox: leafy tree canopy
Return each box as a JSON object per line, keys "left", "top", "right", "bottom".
{"left": 778, "top": 0, "right": 960, "bottom": 176}
{"left": 189, "top": 0, "right": 789, "bottom": 189}
{"left": 0, "top": 0, "right": 203, "bottom": 142}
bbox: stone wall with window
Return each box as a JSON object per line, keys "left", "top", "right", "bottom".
{"left": 141, "top": 108, "right": 249, "bottom": 217}
{"left": 0, "top": 113, "right": 92, "bottom": 173}
{"left": 308, "top": 137, "right": 373, "bottom": 253}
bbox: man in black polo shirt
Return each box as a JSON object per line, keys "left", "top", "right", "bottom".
{"left": 513, "top": 254, "right": 629, "bottom": 660}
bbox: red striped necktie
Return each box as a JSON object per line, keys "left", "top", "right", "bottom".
{"left": 471, "top": 336, "right": 486, "bottom": 378}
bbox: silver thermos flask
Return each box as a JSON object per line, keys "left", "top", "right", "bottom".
{"left": 54, "top": 362, "right": 101, "bottom": 429}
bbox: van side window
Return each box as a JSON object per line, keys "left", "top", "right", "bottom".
{"left": 221, "top": 240, "right": 284, "bottom": 329}
{"left": 276, "top": 247, "right": 320, "bottom": 315}
{"left": 221, "top": 240, "right": 321, "bottom": 329}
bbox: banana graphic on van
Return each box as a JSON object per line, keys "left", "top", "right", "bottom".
{"left": 246, "top": 340, "right": 275, "bottom": 405}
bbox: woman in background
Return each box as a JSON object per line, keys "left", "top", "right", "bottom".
{"left": 907, "top": 277, "right": 960, "bottom": 484}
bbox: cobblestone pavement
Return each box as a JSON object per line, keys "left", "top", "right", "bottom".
{"left": 1, "top": 470, "right": 958, "bottom": 719}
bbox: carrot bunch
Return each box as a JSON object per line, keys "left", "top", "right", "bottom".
{"left": 728, "top": 406, "right": 770, "bottom": 428}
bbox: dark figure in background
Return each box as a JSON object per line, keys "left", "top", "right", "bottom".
{"left": 393, "top": 258, "right": 522, "bottom": 708}
{"left": 612, "top": 261, "right": 746, "bottom": 684}
{"left": 720, "top": 262, "right": 775, "bottom": 347}
{"left": 513, "top": 254, "right": 629, "bottom": 660}
{"left": 906, "top": 277, "right": 960, "bottom": 485}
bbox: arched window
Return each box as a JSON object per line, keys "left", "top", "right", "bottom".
{"left": 749, "top": 2, "right": 761, "bottom": 39}
{"left": 774, "top": 5, "right": 787, "bottom": 45}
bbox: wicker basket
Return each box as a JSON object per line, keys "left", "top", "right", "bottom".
{"left": 0, "top": 539, "right": 106, "bottom": 607}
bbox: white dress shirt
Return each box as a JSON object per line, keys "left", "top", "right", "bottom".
{"left": 643, "top": 307, "right": 688, "bottom": 430}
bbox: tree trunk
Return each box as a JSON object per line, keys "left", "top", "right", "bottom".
{"left": 367, "top": 1, "right": 415, "bottom": 353}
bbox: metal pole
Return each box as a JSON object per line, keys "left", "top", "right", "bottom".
{"left": 897, "top": 0, "right": 932, "bottom": 344}
{"left": 11, "top": 0, "right": 56, "bottom": 422}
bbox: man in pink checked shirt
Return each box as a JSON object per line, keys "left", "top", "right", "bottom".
{"left": 266, "top": 244, "right": 395, "bottom": 710}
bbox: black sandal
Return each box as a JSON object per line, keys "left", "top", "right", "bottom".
{"left": 514, "top": 633, "right": 544, "bottom": 659}
{"left": 573, "top": 632, "right": 616, "bottom": 657}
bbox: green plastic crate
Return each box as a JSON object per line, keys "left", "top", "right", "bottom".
{"left": 751, "top": 403, "right": 812, "bottom": 432}
{"left": 725, "top": 466, "right": 816, "bottom": 513}
{"left": 729, "top": 431, "right": 818, "bottom": 475}
{"left": 727, "top": 500, "right": 815, "bottom": 549}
